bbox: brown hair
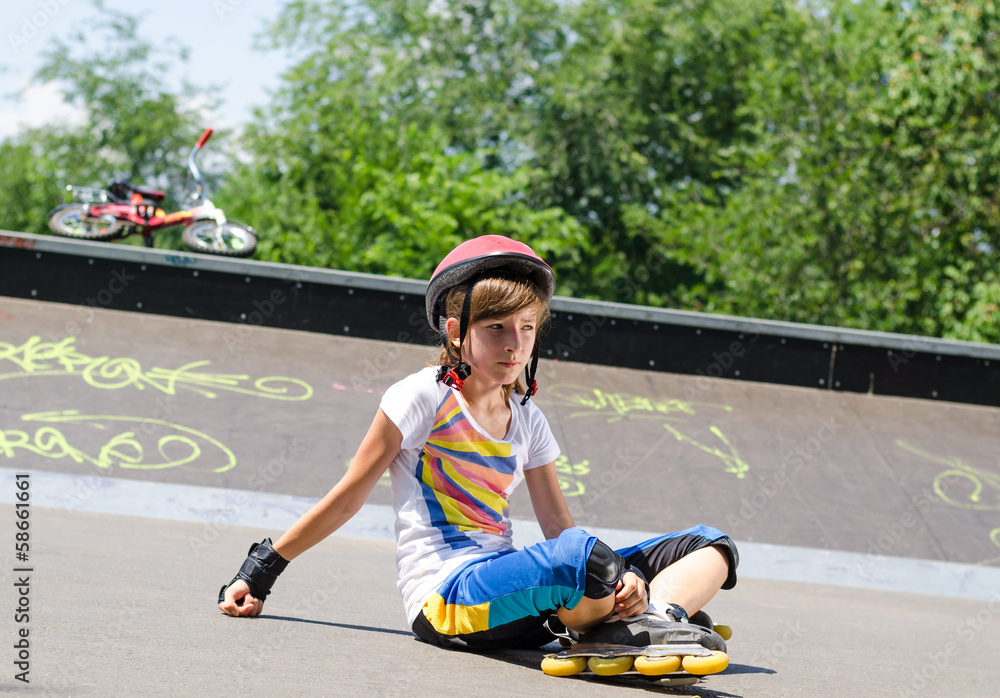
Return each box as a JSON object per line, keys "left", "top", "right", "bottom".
{"left": 435, "top": 272, "right": 551, "bottom": 403}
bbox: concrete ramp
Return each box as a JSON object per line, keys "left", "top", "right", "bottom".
{"left": 3, "top": 296, "right": 998, "bottom": 569}
{"left": 3, "top": 295, "right": 1000, "bottom": 697}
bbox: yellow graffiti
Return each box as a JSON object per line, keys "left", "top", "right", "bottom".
{"left": 1, "top": 411, "right": 236, "bottom": 473}
{"left": 897, "top": 440, "right": 1000, "bottom": 512}
{"left": 547, "top": 385, "right": 749, "bottom": 480}
{"left": 555, "top": 454, "right": 590, "bottom": 498}
{"left": 0, "top": 336, "right": 313, "bottom": 400}
{"left": 548, "top": 385, "right": 732, "bottom": 422}
{"left": 991, "top": 528, "right": 1000, "bottom": 550}
{"left": 662, "top": 423, "right": 749, "bottom": 479}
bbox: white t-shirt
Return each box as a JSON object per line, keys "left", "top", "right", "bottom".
{"left": 379, "top": 366, "right": 561, "bottom": 625}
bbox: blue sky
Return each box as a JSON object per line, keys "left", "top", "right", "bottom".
{"left": 0, "top": 0, "right": 293, "bottom": 139}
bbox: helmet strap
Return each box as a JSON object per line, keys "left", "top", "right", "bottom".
{"left": 437, "top": 283, "right": 475, "bottom": 391}
{"left": 520, "top": 342, "right": 539, "bottom": 405}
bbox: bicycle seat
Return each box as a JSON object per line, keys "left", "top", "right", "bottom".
{"left": 107, "top": 181, "right": 166, "bottom": 202}
{"left": 131, "top": 186, "right": 166, "bottom": 202}
{"left": 107, "top": 181, "right": 134, "bottom": 202}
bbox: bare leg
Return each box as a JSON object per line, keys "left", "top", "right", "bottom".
{"left": 558, "top": 545, "right": 729, "bottom": 632}
{"left": 649, "top": 545, "right": 729, "bottom": 616}
{"left": 556, "top": 594, "right": 615, "bottom": 633}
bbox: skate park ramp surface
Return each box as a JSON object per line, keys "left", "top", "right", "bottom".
{"left": 2, "top": 295, "right": 1000, "bottom": 697}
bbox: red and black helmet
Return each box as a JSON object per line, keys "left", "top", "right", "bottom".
{"left": 425, "top": 235, "right": 555, "bottom": 333}
{"left": 426, "top": 235, "right": 555, "bottom": 403}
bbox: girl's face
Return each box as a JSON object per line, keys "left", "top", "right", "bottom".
{"left": 451, "top": 306, "right": 539, "bottom": 387}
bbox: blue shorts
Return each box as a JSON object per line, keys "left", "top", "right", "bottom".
{"left": 411, "top": 524, "right": 738, "bottom": 651}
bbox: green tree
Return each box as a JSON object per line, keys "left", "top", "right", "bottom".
{"left": 217, "top": 0, "right": 586, "bottom": 284}
{"left": 527, "top": 0, "right": 774, "bottom": 305}
{"left": 0, "top": 2, "right": 209, "bottom": 247}
{"left": 234, "top": 0, "right": 773, "bottom": 299}
{"left": 637, "top": 0, "right": 999, "bottom": 341}
{"left": 880, "top": 0, "right": 1000, "bottom": 341}
{"left": 646, "top": 0, "right": 903, "bottom": 324}
{"left": 4, "top": 0, "right": 996, "bottom": 342}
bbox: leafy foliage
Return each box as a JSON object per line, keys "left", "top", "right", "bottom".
{"left": 214, "top": 0, "right": 585, "bottom": 285}
{"left": 2, "top": 0, "right": 998, "bottom": 341}
{"left": 0, "top": 2, "right": 208, "bottom": 247}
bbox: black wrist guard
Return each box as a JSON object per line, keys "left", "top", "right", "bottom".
{"left": 218, "top": 537, "right": 289, "bottom": 604}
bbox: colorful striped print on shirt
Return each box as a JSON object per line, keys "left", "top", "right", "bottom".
{"left": 417, "top": 392, "right": 518, "bottom": 547}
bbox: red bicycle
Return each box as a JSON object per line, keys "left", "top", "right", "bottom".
{"left": 47, "top": 128, "right": 258, "bottom": 258}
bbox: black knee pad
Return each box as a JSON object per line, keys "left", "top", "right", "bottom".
{"left": 584, "top": 540, "right": 621, "bottom": 599}
{"left": 584, "top": 540, "right": 647, "bottom": 599}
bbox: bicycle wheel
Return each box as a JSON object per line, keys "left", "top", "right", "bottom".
{"left": 48, "top": 204, "right": 126, "bottom": 241}
{"left": 182, "top": 220, "right": 258, "bottom": 258}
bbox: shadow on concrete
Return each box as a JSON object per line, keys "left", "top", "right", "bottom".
{"left": 257, "top": 614, "right": 414, "bottom": 637}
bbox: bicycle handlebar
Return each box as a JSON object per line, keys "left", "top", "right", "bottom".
{"left": 188, "top": 128, "right": 213, "bottom": 196}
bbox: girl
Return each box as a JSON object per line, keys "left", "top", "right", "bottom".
{"left": 218, "top": 235, "right": 738, "bottom": 653}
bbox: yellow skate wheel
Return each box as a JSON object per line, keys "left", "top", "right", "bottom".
{"left": 588, "top": 655, "right": 634, "bottom": 676}
{"left": 541, "top": 655, "right": 587, "bottom": 677}
{"left": 714, "top": 624, "right": 733, "bottom": 641}
{"left": 634, "top": 654, "right": 682, "bottom": 676}
{"left": 682, "top": 650, "right": 729, "bottom": 676}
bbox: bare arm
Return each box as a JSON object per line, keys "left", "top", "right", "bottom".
{"left": 524, "top": 461, "right": 575, "bottom": 540}
{"left": 273, "top": 409, "right": 402, "bottom": 559}
{"left": 524, "top": 460, "right": 647, "bottom": 619}
{"left": 219, "top": 409, "right": 401, "bottom": 617}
